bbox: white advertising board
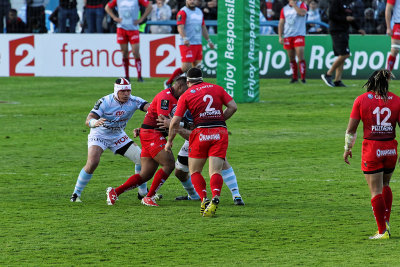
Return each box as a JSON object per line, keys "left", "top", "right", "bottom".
{"left": 0, "top": 34, "right": 182, "bottom": 77}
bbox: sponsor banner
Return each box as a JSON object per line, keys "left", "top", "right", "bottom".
{"left": 0, "top": 34, "right": 181, "bottom": 77}
{"left": 216, "top": 0, "right": 260, "bottom": 103}
{"left": 204, "top": 35, "right": 394, "bottom": 79}
{"left": 0, "top": 34, "right": 393, "bottom": 79}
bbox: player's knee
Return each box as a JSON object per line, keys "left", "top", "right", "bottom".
{"left": 123, "top": 143, "right": 141, "bottom": 164}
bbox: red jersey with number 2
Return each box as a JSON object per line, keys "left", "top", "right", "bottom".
{"left": 350, "top": 91, "right": 400, "bottom": 140}
{"left": 175, "top": 82, "right": 233, "bottom": 127}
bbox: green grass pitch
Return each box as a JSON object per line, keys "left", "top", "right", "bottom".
{"left": 1, "top": 76, "right": 400, "bottom": 265}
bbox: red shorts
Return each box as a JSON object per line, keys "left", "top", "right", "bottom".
{"left": 117, "top": 28, "right": 140, "bottom": 44}
{"left": 179, "top": 44, "right": 203, "bottom": 63}
{"left": 139, "top": 129, "right": 167, "bottom": 158}
{"left": 361, "top": 139, "right": 398, "bottom": 173}
{"left": 189, "top": 127, "right": 228, "bottom": 159}
{"left": 392, "top": 24, "right": 400, "bottom": 40}
{"left": 283, "top": 36, "right": 305, "bottom": 50}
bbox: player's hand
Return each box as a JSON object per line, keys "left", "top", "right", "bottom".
{"left": 209, "top": 41, "right": 215, "bottom": 49}
{"left": 184, "top": 40, "right": 190, "bottom": 47}
{"left": 278, "top": 36, "right": 283, "bottom": 45}
{"left": 358, "top": 29, "right": 366, "bottom": 35}
{"left": 96, "top": 118, "right": 106, "bottom": 127}
{"left": 346, "top": 16, "right": 354, "bottom": 22}
{"left": 157, "top": 114, "right": 171, "bottom": 128}
{"left": 343, "top": 150, "right": 352, "bottom": 165}
{"left": 387, "top": 28, "right": 393, "bottom": 36}
{"left": 165, "top": 141, "right": 173, "bottom": 152}
{"left": 133, "top": 128, "right": 140, "bottom": 138}
{"left": 114, "top": 17, "right": 122, "bottom": 23}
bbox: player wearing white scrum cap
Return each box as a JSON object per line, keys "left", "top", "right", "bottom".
{"left": 70, "top": 78, "right": 153, "bottom": 203}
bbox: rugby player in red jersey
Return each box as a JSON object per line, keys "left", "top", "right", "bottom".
{"left": 166, "top": 68, "right": 237, "bottom": 217}
{"left": 106, "top": 77, "right": 189, "bottom": 206}
{"left": 344, "top": 70, "right": 400, "bottom": 239}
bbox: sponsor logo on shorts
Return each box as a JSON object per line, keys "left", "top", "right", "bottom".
{"left": 376, "top": 149, "right": 396, "bottom": 157}
{"left": 114, "top": 135, "right": 129, "bottom": 146}
{"left": 89, "top": 136, "right": 108, "bottom": 146}
{"left": 199, "top": 133, "right": 220, "bottom": 141}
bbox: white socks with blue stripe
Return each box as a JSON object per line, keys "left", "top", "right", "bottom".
{"left": 221, "top": 167, "right": 241, "bottom": 199}
{"left": 73, "top": 169, "right": 93, "bottom": 196}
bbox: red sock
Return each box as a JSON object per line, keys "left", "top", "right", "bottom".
{"left": 299, "top": 60, "right": 306, "bottom": 80}
{"left": 371, "top": 194, "right": 387, "bottom": 234}
{"left": 387, "top": 54, "right": 396, "bottom": 71}
{"left": 166, "top": 68, "right": 183, "bottom": 85}
{"left": 290, "top": 60, "right": 298, "bottom": 80}
{"left": 210, "top": 173, "right": 223, "bottom": 198}
{"left": 382, "top": 186, "right": 393, "bottom": 222}
{"left": 147, "top": 169, "right": 169, "bottom": 197}
{"left": 115, "top": 173, "right": 142, "bottom": 196}
{"left": 135, "top": 58, "right": 142, "bottom": 78}
{"left": 123, "top": 58, "right": 130, "bottom": 79}
{"left": 191, "top": 172, "right": 207, "bottom": 200}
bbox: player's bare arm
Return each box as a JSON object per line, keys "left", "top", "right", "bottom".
{"left": 290, "top": 0, "right": 307, "bottom": 16}
{"left": 86, "top": 113, "right": 106, "bottom": 128}
{"left": 142, "top": 103, "right": 150, "bottom": 112}
{"left": 178, "top": 25, "right": 190, "bottom": 47}
{"left": 386, "top": 3, "right": 394, "bottom": 36}
{"left": 223, "top": 100, "right": 238, "bottom": 121}
{"left": 278, "top": 19, "right": 284, "bottom": 44}
{"left": 165, "top": 115, "right": 183, "bottom": 151}
{"left": 343, "top": 118, "right": 360, "bottom": 165}
{"left": 135, "top": 4, "right": 153, "bottom": 25}
{"left": 105, "top": 5, "right": 122, "bottom": 23}
{"left": 201, "top": 24, "right": 214, "bottom": 49}
{"left": 157, "top": 114, "right": 191, "bottom": 140}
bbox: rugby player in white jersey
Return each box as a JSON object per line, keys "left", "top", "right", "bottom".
{"left": 278, "top": 0, "right": 307, "bottom": 83}
{"left": 70, "top": 78, "right": 151, "bottom": 202}
{"left": 163, "top": 0, "right": 214, "bottom": 88}
{"left": 105, "top": 0, "right": 152, "bottom": 82}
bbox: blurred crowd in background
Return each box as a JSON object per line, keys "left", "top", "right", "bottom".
{"left": 0, "top": 0, "right": 388, "bottom": 34}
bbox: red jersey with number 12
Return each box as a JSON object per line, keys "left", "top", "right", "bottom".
{"left": 175, "top": 82, "right": 233, "bottom": 127}
{"left": 350, "top": 91, "right": 400, "bottom": 140}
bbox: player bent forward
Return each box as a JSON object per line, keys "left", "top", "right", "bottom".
{"left": 70, "top": 78, "right": 150, "bottom": 202}
{"left": 157, "top": 115, "right": 245, "bottom": 205}
{"left": 166, "top": 68, "right": 237, "bottom": 217}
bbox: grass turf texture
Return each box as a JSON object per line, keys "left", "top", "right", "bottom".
{"left": 1, "top": 77, "right": 399, "bottom": 265}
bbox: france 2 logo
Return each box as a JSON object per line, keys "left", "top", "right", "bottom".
{"left": 9, "top": 36, "right": 35, "bottom": 76}
{"left": 149, "top": 36, "right": 177, "bottom": 77}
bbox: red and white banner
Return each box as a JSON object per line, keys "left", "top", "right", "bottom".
{"left": 0, "top": 34, "right": 182, "bottom": 77}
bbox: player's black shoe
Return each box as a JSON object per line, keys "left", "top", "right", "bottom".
{"left": 301, "top": 79, "right": 306, "bottom": 84}
{"left": 290, "top": 78, "right": 298, "bottom": 83}
{"left": 137, "top": 77, "right": 144, "bottom": 82}
{"left": 70, "top": 193, "right": 82, "bottom": 202}
{"left": 233, "top": 197, "right": 245, "bottom": 206}
{"left": 334, "top": 80, "right": 347, "bottom": 87}
{"left": 175, "top": 195, "right": 191, "bottom": 200}
{"left": 321, "top": 73, "right": 335, "bottom": 87}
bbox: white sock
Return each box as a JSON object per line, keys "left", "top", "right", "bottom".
{"left": 181, "top": 176, "right": 200, "bottom": 200}
{"left": 136, "top": 164, "right": 148, "bottom": 196}
{"left": 221, "top": 167, "right": 241, "bottom": 199}
{"left": 73, "top": 168, "right": 93, "bottom": 196}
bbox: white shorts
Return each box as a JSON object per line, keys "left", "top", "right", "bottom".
{"left": 88, "top": 131, "right": 132, "bottom": 154}
{"left": 175, "top": 140, "right": 189, "bottom": 172}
